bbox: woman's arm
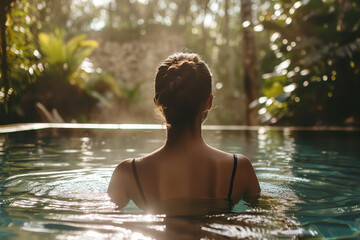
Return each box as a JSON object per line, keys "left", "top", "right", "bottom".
{"left": 241, "top": 156, "right": 261, "bottom": 204}
{"left": 107, "top": 160, "right": 132, "bottom": 209}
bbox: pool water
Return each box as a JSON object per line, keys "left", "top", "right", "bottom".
{"left": 0, "top": 128, "right": 359, "bottom": 239}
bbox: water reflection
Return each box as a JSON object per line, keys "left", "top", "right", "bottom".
{"left": 287, "top": 131, "right": 360, "bottom": 238}
{"left": 0, "top": 129, "right": 359, "bottom": 238}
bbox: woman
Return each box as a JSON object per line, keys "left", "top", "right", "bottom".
{"left": 108, "top": 53, "right": 260, "bottom": 214}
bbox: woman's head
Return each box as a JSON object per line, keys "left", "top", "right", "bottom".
{"left": 154, "top": 52, "right": 213, "bottom": 130}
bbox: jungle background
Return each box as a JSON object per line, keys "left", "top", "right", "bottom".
{"left": 1, "top": 0, "right": 359, "bottom": 126}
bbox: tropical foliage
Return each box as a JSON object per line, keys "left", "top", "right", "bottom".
{"left": 1, "top": 0, "right": 360, "bottom": 125}
{"left": 1, "top": 1, "right": 143, "bottom": 123}
{"left": 0, "top": 0, "right": 39, "bottom": 122}
{"left": 257, "top": 0, "right": 360, "bottom": 125}
{"left": 37, "top": 30, "right": 108, "bottom": 104}
{"left": 25, "top": 29, "right": 140, "bottom": 122}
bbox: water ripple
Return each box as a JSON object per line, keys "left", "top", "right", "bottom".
{"left": 0, "top": 130, "right": 359, "bottom": 239}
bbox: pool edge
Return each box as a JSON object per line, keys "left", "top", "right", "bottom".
{"left": 0, "top": 123, "right": 359, "bottom": 133}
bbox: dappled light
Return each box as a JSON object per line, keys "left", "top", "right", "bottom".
{"left": 1, "top": 127, "right": 359, "bottom": 238}
{"left": 0, "top": 0, "right": 359, "bottom": 126}
{"left": 257, "top": 1, "right": 360, "bottom": 125}
{"left": 0, "top": 1, "right": 360, "bottom": 238}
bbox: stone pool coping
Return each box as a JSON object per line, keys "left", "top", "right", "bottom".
{"left": 0, "top": 123, "right": 359, "bottom": 134}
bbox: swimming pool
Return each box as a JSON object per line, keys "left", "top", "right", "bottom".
{"left": 0, "top": 124, "right": 359, "bottom": 239}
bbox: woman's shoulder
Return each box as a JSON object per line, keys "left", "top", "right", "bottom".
{"left": 206, "top": 145, "right": 250, "bottom": 163}
{"left": 206, "top": 147, "right": 255, "bottom": 178}
{"left": 113, "top": 155, "right": 153, "bottom": 174}
{"left": 234, "top": 154, "right": 252, "bottom": 166}
{"left": 113, "top": 158, "right": 134, "bottom": 175}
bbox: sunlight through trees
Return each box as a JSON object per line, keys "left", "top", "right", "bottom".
{"left": 1, "top": 0, "right": 359, "bottom": 126}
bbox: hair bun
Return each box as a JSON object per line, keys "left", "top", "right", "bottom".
{"left": 154, "top": 53, "right": 212, "bottom": 128}
{"left": 178, "top": 61, "right": 196, "bottom": 72}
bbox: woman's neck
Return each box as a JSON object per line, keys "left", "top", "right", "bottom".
{"left": 165, "top": 123, "right": 205, "bottom": 148}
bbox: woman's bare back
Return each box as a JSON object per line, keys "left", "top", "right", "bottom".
{"left": 108, "top": 142, "right": 260, "bottom": 212}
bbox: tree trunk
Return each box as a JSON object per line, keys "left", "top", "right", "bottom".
{"left": 173, "top": 0, "right": 190, "bottom": 25}
{"left": 337, "top": 0, "right": 351, "bottom": 31}
{"left": 241, "top": 0, "right": 258, "bottom": 125}
{"left": 201, "top": 0, "right": 210, "bottom": 55}
{"left": 0, "top": 0, "right": 11, "bottom": 115}
{"left": 107, "top": 1, "right": 114, "bottom": 29}
{"left": 225, "top": 0, "right": 234, "bottom": 92}
{"left": 1, "top": 0, "right": 10, "bottom": 93}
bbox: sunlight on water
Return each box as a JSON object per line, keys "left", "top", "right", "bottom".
{"left": 0, "top": 129, "right": 359, "bottom": 239}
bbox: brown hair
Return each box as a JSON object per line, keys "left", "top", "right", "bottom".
{"left": 154, "top": 53, "right": 213, "bottom": 130}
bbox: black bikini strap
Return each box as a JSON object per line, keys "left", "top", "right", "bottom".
{"left": 227, "top": 154, "right": 238, "bottom": 199}
{"left": 131, "top": 159, "right": 147, "bottom": 204}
